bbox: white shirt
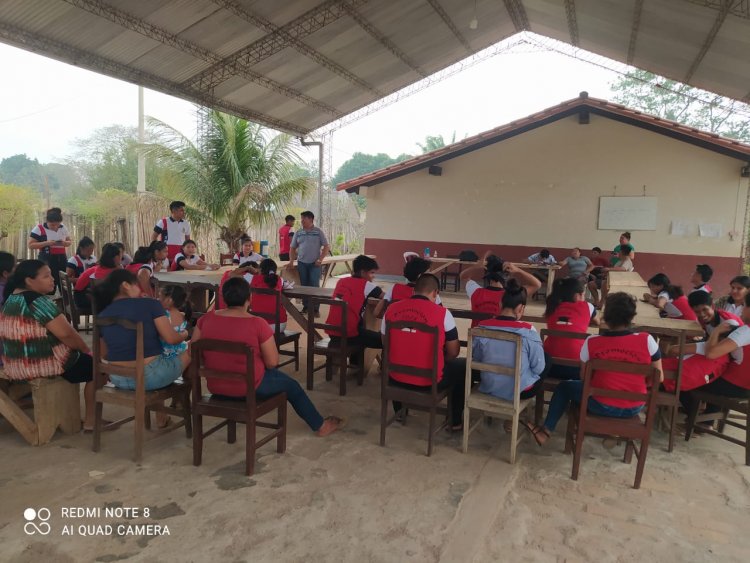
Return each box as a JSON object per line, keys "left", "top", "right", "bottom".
{"left": 154, "top": 217, "right": 191, "bottom": 247}
{"left": 30, "top": 223, "right": 70, "bottom": 255}
{"left": 234, "top": 252, "right": 264, "bottom": 265}
{"left": 67, "top": 253, "right": 97, "bottom": 271}
{"left": 614, "top": 258, "right": 634, "bottom": 272}
{"left": 527, "top": 253, "right": 556, "bottom": 265}
{"left": 380, "top": 304, "right": 456, "bottom": 335}
{"left": 384, "top": 284, "right": 441, "bottom": 305}
{"left": 725, "top": 324, "right": 750, "bottom": 364}
{"left": 722, "top": 302, "right": 744, "bottom": 317}
{"left": 174, "top": 253, "right": 201, "bottom": 268}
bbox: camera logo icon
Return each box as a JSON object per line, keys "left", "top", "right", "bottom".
{"left": 23, "top": 508, "right": 51, "bottom": 535}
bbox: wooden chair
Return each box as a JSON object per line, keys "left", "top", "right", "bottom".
{"left": 440, "top": 255, "right": 463, "bottom": 292}
{"left": 306, "top": 297, "right": 364, "bottom": 396}
{"left": 380, "top": 320, "right": 451, "bottom": 456}
{"left": 463, "top": 328, "right": 534, "bottom": 464}
{"left": 535, "top": 329, "right": 589, "bottom": 424}
{"left": 249, "top": 286, "right": 301, "bottom": 371}
{"left": 219, "top": 253, "right": 234, "bottom": 266}
{"left": 59, "top": 271, "right": 90, "bottom": 331}
{"left": 190, "top": 339, "right": 287, "bottom": 476}
{"left": 449, "top": 309, "right": 494, "bottom": 348}
{"left": 92, "top": 318, "right": 192, "bottom": 462}
{"left": 685, "top": 391, "right": 750, "bottom": 466}
{"left": 186, "top": 281, "right": 216, "bottom": 323}
{"left": 651, "top": 328, "right": 686, "bottom": 453}
{"left": 564, "top": 359, "right": 661, "bottom": 489}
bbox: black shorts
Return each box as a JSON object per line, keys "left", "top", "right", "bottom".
{"left": 61, "top": 352, "right": 93, "bottom": 384}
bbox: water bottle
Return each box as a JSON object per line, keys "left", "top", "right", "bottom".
{"left": 433, "top": 250, "right": 438, "bottom": 258}
{"left": 423, "top": 247, "right": 430, "bottom": 258}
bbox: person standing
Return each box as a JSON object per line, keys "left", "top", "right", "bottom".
{"left": 28, "top": 207, "right": 72, "bottom": 290}
{"left": 287, "top": 211, "right": 329, "bottom": 316}
{"left": 278, "top": 215, "right": 295, "bottom": 262}
{"left": 152, "top": 201, "right": 191, "bottom": 263}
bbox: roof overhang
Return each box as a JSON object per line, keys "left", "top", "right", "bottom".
{"left": 0, "top": 1, "right": 749, "bottom": 137}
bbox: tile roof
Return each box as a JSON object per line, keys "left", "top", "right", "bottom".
{"left": 336, "top": 92, "right": 750, "bottom": 192}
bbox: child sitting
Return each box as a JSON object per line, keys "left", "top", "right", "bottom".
{"left": 249, "top": 258, "right": 294, "bottom": 332}
{"left": 690, "top": 263, "right": 713, "bottom": 294}
{"left": 171, "top": 240, "right": 219, "bottom": 271}
{"left": 159, "top": 285, "right": 191, "bottom": 359}
{"left": 233, "top": 237, "right": 264, "bottom": 266}
{"left": 713, "top": 275, "right": 750, "bottom": 317}
{"left": 65, "top": 236, "right": 97, "bottom": 282}
{"left": 374, "top": 256, "right": 439, "bottom": 317}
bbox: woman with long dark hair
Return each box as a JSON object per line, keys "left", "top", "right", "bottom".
{"left": 0, "top": 260, "right": 96, "bottom": 430}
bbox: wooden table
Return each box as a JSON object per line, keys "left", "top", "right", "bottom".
{"left": 513, "top": 263, "right": 562, "bottom": 297}
{"left": 278, "top": 254, "right": 376, "bottom": 287}
{"left": 608, "top": 271, "right": 646, "bottom": 286}
{"left": 426, "top": 257, "right": 479, "bottom": 275}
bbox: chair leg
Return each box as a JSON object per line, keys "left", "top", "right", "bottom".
{"left": 133, "top": 403, "right": 145, "bottom": 463}
{"left": 144, "top": 407, "right": 151, "bottom": 430}
{"left": 182, "top": 388, "right": 192, "bottom": 439}
{"left": 462, "top": 404, "right": 470, "bottom": 454}
{"left": 192, "top": 413, "right": 203, "bottom": 467}
{"left": 633, "top": 438, "right": 651, "bottom": 489}
{"left": 380, "top": 396, "right": 387, "bottom": 447}
{"left": 356, "top": 350, "right": 365, "bottom": 386}
{"left": 685, "top": 397, "right": 701, "bottom": 441}
{"left": 294, "top": 339, "right": 300, "bottom": 372}
{"left": 427, "top": 406, "right": 436, "bottom": 457}
{"left": 509, "top": 413, "right": 519, "bottom": 464}
{"left": 667, "top": 404, "right": 676, "bottom": 453}
{"left": 277, "top": 402, "right": 287, "bottom": 453}
{"left": 564, "top": 410, "right": 574, "bottom": 454}
{"left": 745, "top": 402, "right": 750, "bottom": 466}
{"left": 306, "top": 348, "right": 314, "bottom": 391}
{"left": 717, "top": 407, "right": 730, "bottom": 434}
{"left": 227, "top": 421, "right": 237, "bottom": 444}
{"left": 535, "top": 387, "right": 545, "bottom": 425}
{"left": 624, "top": 440, "right": 634, "bottom": 464}
{"left": 339, "top": 356, "right": 347, "bottom": 396}
{"left": 92, "top": 400, "right": 103, "bottom": 452}
{"left": 246, "top": 418, "right": 256, "bottom": 476}
{"left": 571, "top": 415, "right": 585, "bottom": 481}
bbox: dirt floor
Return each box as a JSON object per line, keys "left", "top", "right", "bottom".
{"left": 1, "top": 284, "right": 749, "bottom": 562}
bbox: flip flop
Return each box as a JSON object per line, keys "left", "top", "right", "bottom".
{"left": 522, "top": 421, "right": 550, "bottom": 446}
{"left": 317, "top": 416, "right": 346, "bottom": 437}
{"left": 82, "top": 419, "right": 115, "bottom": 433}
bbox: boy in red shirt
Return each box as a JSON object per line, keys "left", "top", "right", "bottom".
{"left": 278, "top": 215, "right": 295, "bottom": 262}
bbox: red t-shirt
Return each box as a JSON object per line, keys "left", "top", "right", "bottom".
{"left": 74, "top": 265, "right": 117, "bottom": 291}
{"left": 544, "top": 301, "right": 594, "bottom": 360}
{"left": 250, "top": 274, "right": 287, "bottom": 323}
{"left": 279, "top": 225, "right": 293, "bottom": 254}
{"left": 196, "top": 312, "right": 273, "bottom": 396}
{"left": 591, "top": 256, "right": 609, "bottom": 268}
{"left": 470, "top": 287, "right": 504, "bottom": 327}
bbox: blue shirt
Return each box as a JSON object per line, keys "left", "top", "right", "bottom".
{"left": 98, "top": 298, "right": 166, "bottom": 361}
{"left": 291, "top": 227, "right": 328, "bottom": 263}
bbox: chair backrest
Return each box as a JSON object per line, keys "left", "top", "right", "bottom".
{"left": 449, "top": 308, "right": 494, "bottom": 347}
{"left": 467, "top": 327, "right": 523, "bottom": 408}
{"left": 58, "top": 271, "right": 77, "bottom": 324}
{"left": 308, "top": 297, "right": 348, "bottom": 351}
{"left": 249, "top": 286, "right": 284, "bottom": 340}
{"left": 186, "top": 281, "right": 216, "bottom": 313}
{"left": 92, "top": 317, "right": 145, "bottom": 391}
{"left": 580, "top": 359, "right": 660, "bottom": 426}
{"left": 382, "top": 319, "right": 441, "bottom": 396}
{"left": 635, "top": 326, "right": 685, "bottom": 396}
{"left": 191, "top": 339, "right": 257, "bottom": 409}
{"left": 540, "top": 328, "right": 590, "bottom": 369}
{"left": 219, "top": 253, "right": 234, "bottom": 266}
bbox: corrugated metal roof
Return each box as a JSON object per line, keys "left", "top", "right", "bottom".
{"left": 335, "top": 93, "right": 750, "bottom": 192}
{"left": 0, "top": 0, "right": 748, "bottom": 135}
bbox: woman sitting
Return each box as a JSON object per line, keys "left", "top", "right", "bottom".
{"left": 171, "top": 240, "right": 219, "bottom": 271}
{"left": 373, "top": 256, "right": 439, "bottom": 318}
{"left": 94, "top": 270, "right": 189, "bottom": 427}
{"left": 544, "top": 277, "right": 598, "bottom": 379}
{"left": 714, "top": 275, "right": 750, "bottom": 318}
{"left": 128, "top": 241, "right": 170, "bottom": 297}
{"left": 249, "top": 259, "right": 293, "bottom": 332}
{"left": 233, "top": 236, "right": 264, "bottom": 266}
{"left": 74, "top": 242, "right": 122, "bottom": 311}
{"left": 0, "top": 260, "right": 96, "bottom": 430}
{"left": 192, "top": 277, "right": 343, "bottom": 437}
{"left": 525, "top": 292, "right": 662, "bottom": 445}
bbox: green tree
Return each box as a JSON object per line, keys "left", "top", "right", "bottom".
{"left": 0, "top": 184, "right": 40, "bottom": 240}
{"left": 610, "top": 70, "right": 750, "bottom": 141}
{"left": 416, "top": 132, "right": 457, "bottom": 153}
{"left": 331, "top": 152, "right": 412, "bottom": 188}
{"left": 146, "top": 110, "right": 311, "bottom": 251}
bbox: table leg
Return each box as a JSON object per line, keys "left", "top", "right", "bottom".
{"left": 428, "top": 263, "right": 452, "bottom": 275}
{"left": 0, "top": 389, "right": 39, "bottom": 445}
{"left": 546, "top": 269, "right": 556, "bottom": 296}
{"left": 281, "top": 294, "right": 323, "bottom": 342}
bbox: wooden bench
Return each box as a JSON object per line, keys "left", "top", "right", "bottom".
{"left": 0, "top": 370, "right": 81, "bottom": 445}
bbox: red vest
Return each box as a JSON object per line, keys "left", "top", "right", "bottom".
{"left": 703, "top": 310, "right": 743, "bottom": 333}
{"left": 662, "top": 355, "right": 729, "bottom": 392}
{"left": 390, "top": 282, "right": 415, "bottom": 302}
{"left": 470, "top": 287, "right": 504, "bottom": 327}
{"left": 126, "top": 263, "right": 145, "bottom": 274}
{"left": 216, "top": 270, "right": 236, "bottom": 310}
{"left": 326, "top": 277, "right": 368, "bottom": 338}
{"left": 385, "top": 297, "right": 447, "bottom": 386}
{"left": 585, "top": 333, "right": 653, "bottom": 408}
{"left": 544, "top": 301, "right": 591, "bottom": 360}
{"left": 250, "top": 274, "right": 286, "bottom": 323}
{"left": 74, "top": 265, "right": 115, "bottom": 292}
{"left": 722, "top": 337, "right": 750, "bottom": 390}
{"left": 669, "top": 296, "right": 697, "bottom": 320}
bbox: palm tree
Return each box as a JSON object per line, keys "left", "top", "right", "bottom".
{"left": 416, "top": 132, "right": 459, "bottom": 154}
{"left": 146, "top": 110, "right": 311, "bottom": 251}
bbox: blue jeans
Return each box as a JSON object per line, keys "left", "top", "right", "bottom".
{"left": 297, "top": 261, "right": 321, "bottom": 312}
{"left": 110, "top": 354, "right": 183, "bottom": 391}
{"left": 544, "top": 379, "right": 643, "bottom": 432}
{"left": 257, "top": 368, "right": 324, "bottom": 431}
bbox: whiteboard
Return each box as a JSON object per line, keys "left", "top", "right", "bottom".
{"left": 598, "top": 197, "right": 657, "bottom": 231}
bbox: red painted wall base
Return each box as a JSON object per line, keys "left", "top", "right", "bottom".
{"left": 365, "top": 238, "right": 744, "bottom": 295}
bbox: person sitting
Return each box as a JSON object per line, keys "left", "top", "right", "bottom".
{"left": 689, "top": 263, "right": 713, "bottom": 294}
{"left": 233, "top": 237, "right": 264, "bottom": 266}
{"left": 524, "top": 292, "right": 662, "bottom": 446}
{"left": 382, "top": 273, "right": 468, "bottom": 430}
{"left": 526, "top": 248, "right": 557, "bottom": 266}
{"left": 0, "top": 251, "right": 15, "bottom": 305}
{"left": 374, "top": 256, "right": 438, "bottom": 318}
{"left": 192, "top": 277, "right": 343, "bottom": 436}
{"left": 460, "top": 253, "right": 541, "bottom": 327}
{"left": 158, "top": 285, "right": 191, "bottom": 360}
{"left": 472, "top": 279, "right": 549, "bottom": 402}
{"left": 714, "top": 275, "right": 750, "bottom": 317}
{"left": 94, "top": 270, "right": 189, "bottom": 427}
{"left": 559, "top": 248, "right": 593, "bottom": 283}
{"left": 544, "top": 277, "right": 598, "bottom": 379}
{"left": 129, "top": 241, "right": 170, "bottom": 297}
{"left": 111, "top": 242, "right": 133, "bottom": 268}
{"left": 171, "top": 240, "right": 219, "bottom": 271}
{"left": 74, "top": 242, "right": 123, "bottom": 311}
{"left": 689, "top": 290, "right": 742, "bottom": 337}
{"left": 0, "top": 260, "right": 96, "bottom": 431}
{"left": 590, "top": 245, "right": 634, "bottom": 308}
{"left": 642, "top": 273, "right": 671, "bottom": 308}
{"left": 326, "top": 255, "right": 384, "bottom": 356}
{"left": 249, "top": 258, "right": 293, "bottom": 332}
{"left": 586, "top": 246, "right": 610, "bottom": 303}
{"left": 65, "top": 236, "right": 97, "bottom": 282}
{"left": 642, "top": 275, "right": 696, "bottom": 320}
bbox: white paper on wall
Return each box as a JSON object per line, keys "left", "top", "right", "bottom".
{"left": 699, "top": 223, "right": 723, "bottom": 238}
{"left": 670, "top": 220, "right": 690, "bottom": 236}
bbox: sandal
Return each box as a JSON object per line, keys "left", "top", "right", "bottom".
{"left": 317, "top": 416, "right": 346, "bottom": 437}
{"left": 156, "top": 415, "right": 173, "bottom": 429}
{"left": 522, "top": 421, "right": 550, "bottom": 446}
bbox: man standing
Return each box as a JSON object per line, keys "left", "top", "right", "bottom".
{"left": 152, "top": 201, "right": 191, "bottom": 262}
{"left": 28, "top": 207, "right": 72, "bottom": 290}
{"left": 288, "top": 211, "right": 329, "bottom": 316}
{"left": 278, "top": 214, "right": 295, "bottom": 262}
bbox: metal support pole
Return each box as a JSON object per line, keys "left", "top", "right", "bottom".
{"left": 298, "top": 137, "right": 324, "bottom": 228}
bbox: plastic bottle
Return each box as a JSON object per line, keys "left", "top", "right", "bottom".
{"left": 423, "top": 247, "right": 430, "bottom": 258}
{"left": 433, "top": 250, "right": 438, "bottom": 258}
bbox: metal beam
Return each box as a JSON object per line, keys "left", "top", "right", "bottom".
{"left": 682, "top": 0, "right": 749, "bottom": 18}
{"left": 61, "top": 0, "right": 338, "bottom": 116}
{"left": 425, "top": 0, "right": 473, "bottom": 53}
{"left": 502, "top": 0, "right": 530, "bottom": 31}
{"left": 627, "top": 0, "right": 644, "bottom": 64}
{"left": 0, "top": 21, "right": 308, "bottom": 135}
{"left": 184, "top": 0, "right": 378, "bottom": 97}
{"left": 683, "top": 0, "right": 731, "bottom": 83}
{"left": 342, "top": 3, "right": 427, "bottom": 78}
{"left": 211, "top": 0, "right": 379, "bottom": 94}
{"left": 563, "top": 0, "right": 579, "bottom": 47}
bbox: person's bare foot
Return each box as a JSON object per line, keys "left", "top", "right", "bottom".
{"left": 156, "top": 413, "right": 172, "bottom": 429}
{"left": 523, "top": 421, "right": 550, "bottom": 446}
{"left": 317, "top": 416, "right": 345, "bottom": 437}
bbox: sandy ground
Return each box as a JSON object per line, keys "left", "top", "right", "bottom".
{"left": 1, "top": 282, "right": 749, "bottom": 562}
